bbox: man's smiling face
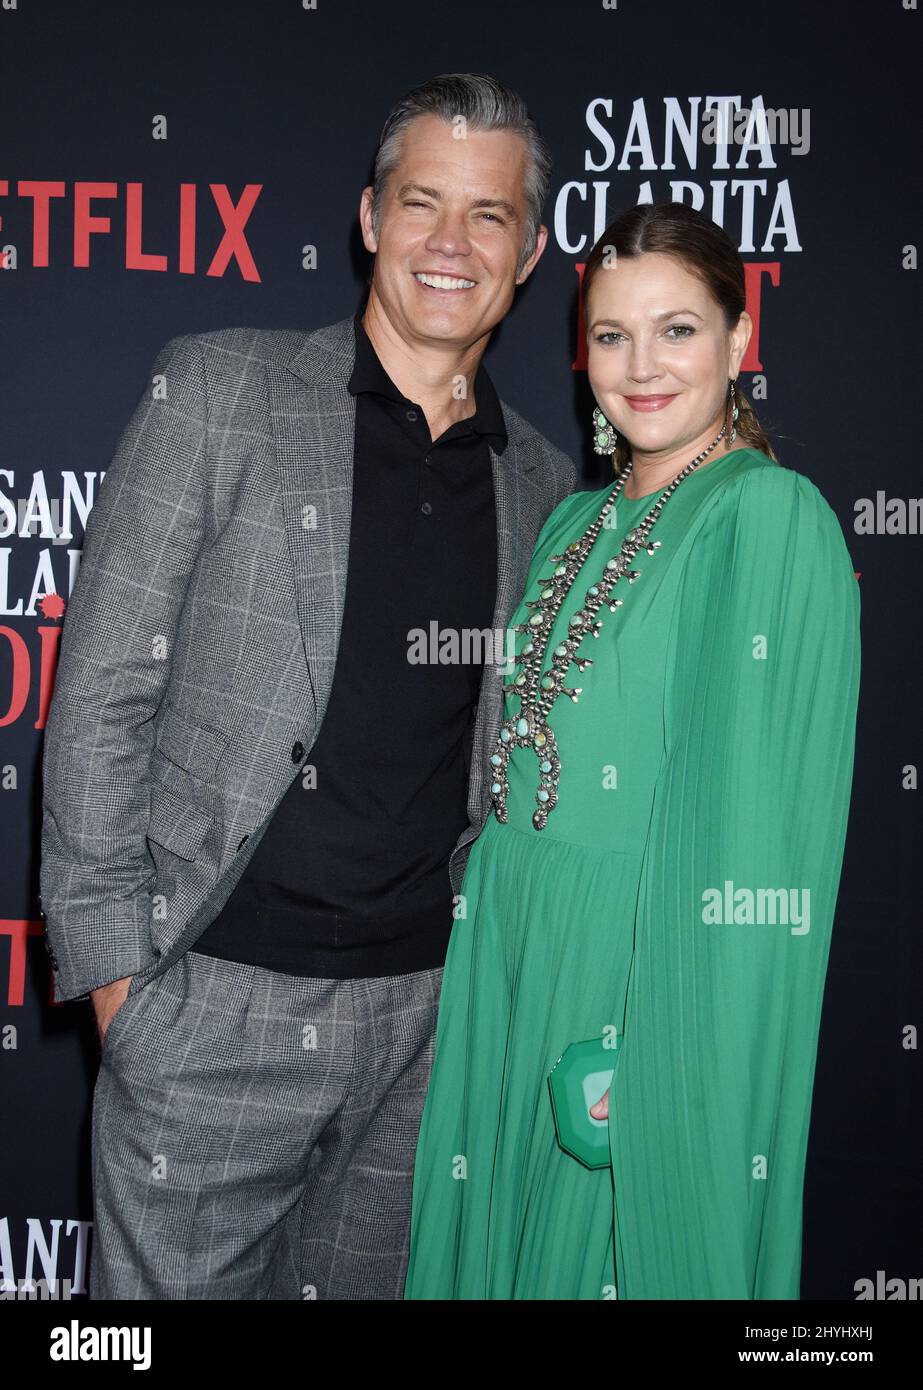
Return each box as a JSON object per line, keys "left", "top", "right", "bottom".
{"left": 360, "top": 113, "right": 547, "bottom": 352}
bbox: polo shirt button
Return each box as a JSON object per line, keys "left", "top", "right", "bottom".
{"left": 291, "top": 742, "right": 305, "bottom": 762}
{"left": 406, "top": 409, "right": 418, "bottom": 421}
{"left": 420, "top": 501, "right": 432, "bottom": 516}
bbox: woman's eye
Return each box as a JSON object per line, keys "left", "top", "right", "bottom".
{"left": 595, "top": 331, "right": 625, "bottom": 346}
{"left": 664, "top": 324, "right": 695, "bottom": 340}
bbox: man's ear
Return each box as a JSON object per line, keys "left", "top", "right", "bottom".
{"left": 359, "top": 186, "right": 378, "bottom": 254}
{"left": 515, "top": 223, "right": 549, "bottom": 286}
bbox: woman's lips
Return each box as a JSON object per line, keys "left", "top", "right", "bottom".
{"left": 624, "top": 394, "right": 678, "bottom": 412}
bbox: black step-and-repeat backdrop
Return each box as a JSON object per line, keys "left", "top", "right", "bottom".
{"left": 2, "top": 0, "right": 920, "bottom": 1302}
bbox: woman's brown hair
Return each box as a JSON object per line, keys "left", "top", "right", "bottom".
{"left": 581, "top": 201, "right": 778, "bottom": 470}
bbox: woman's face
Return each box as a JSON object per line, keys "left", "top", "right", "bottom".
{"left": 585, "top": 251, "right": 750, "bottom": 459}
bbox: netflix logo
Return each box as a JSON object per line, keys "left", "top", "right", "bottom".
{"left": 0, "top": 180, "right": 263, "bottom": 280}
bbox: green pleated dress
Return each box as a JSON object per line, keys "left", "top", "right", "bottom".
{"left": 404, "top": 446, "right": 861, "bottom": 1300}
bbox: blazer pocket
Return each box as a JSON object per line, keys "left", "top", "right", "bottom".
{"left": 147, "top": 784, "right": 214, "bottom": 861}
{"left": 154, "top": 701, "right": 229, "bottom": 781}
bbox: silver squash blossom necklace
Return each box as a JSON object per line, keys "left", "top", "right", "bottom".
{"left": 489, "top": 424, "right": 728, "bottom": 830}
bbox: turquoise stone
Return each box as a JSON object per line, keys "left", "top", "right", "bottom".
{"left": 554, "top": 644, "right": 568, "bottom": 657}
{"left": 569, "top": 613, "right": 584, "bottom": 628}
{"left": 534, "top": 731, "right": 547, "bottom": 747}
{"left": 540, "top": 759, "right": 552, "bottom": 772}
{"left": 528, "top": 613, "right": 543, "bottom": 627}
{"left": 554, "top": 563, "right": 566, "bottom": 577}
{"left": 523, "top": 642, "right": 534, "bottom": 656}
{"left": 516, "top": 718, "right": 530, "bottom": 735}
{"left": 500, "top": 728, "right": 511, "bottom": 743}
{"left": 491, "top": 781, "right": 501, "bottom": 795}
{"left": 541, "top": 587, "right": 554, "bottom": 599}
{"left": 537, "top": 789, "right": 550, "bottom": 802}
{"left": 490, "top": 754, "right": 502, "bottom": 766}
{"left": 588, "top": 586, "right": 599, "bottom": 597}
{"left": 541, "top": 676, "right": 554, "bottom": 690}
{"left": 515, "top": 674, "right": 526, "bottom": 687}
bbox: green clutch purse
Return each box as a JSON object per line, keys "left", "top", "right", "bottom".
{"left": 547, "top": 1036, "right": 618, "bottom": 1170}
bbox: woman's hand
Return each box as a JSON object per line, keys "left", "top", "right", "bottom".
{"left": 589, "top": 1087, "right": 610, "bottom": 1120}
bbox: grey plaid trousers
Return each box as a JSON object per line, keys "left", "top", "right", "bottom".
{"left": 89, "top": 948, "right": 443, "bottom": 1299}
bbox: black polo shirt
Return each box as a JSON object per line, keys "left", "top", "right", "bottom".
{"left": 192, "top": 309, "right": 502, "bottom": 977}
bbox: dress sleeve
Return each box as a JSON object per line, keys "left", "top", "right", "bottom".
{"left": 607, "top": 465, "right": 861, "bottom": 1299}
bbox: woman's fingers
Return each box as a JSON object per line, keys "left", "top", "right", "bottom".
{"left": 589, "top": 1087, "right": 610, "bottom": 1120}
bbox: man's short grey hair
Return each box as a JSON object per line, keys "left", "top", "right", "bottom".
{"left": 370, "top": 73, "right": 553, "bottom": 279}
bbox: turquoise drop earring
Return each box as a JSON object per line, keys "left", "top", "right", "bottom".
{"left": 592, "top": 405, "right": 617, "bottom": 456}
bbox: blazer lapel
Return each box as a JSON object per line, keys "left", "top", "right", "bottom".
{"left": 263, "top": 317, "right": 355, "bottom": 737}
{"left": 464, "top": 433, "right": 538, "bottom": 832}
{"left": 269, "top": 315, "right": 540, "bottom": 790}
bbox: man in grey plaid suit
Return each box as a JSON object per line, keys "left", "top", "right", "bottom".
{"left": 40, "top": 73, "right": 576, "bottom": 1299}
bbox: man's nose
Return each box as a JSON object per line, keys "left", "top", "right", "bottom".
{"left": 425, "top": 212, "right": 473, "bottom": 259}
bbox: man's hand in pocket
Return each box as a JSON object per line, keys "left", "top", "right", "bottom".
{"left": 91, "top": 976, "right": 135, "bottom": 1046}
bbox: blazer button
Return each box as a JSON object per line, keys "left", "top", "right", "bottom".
{"left": 291, "top": 742, "right": 305, "bottom": 763}
{"left": 237, "top": 835, "right": 249, "bottom": 852}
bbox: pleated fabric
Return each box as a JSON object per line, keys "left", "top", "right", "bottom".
{"left": 404, "top": 447, "right": 861, "bottom": 1300}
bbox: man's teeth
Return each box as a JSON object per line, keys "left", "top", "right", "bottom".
{"left": 414, "top": 272, "right": 476, "bottom": 290}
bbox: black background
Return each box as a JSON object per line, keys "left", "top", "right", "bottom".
{"left": 1, "top": 0, "right": 920, "bottom": 1300}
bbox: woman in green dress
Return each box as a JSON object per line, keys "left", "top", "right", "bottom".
{"left": 404, "top": 202, "right": 861, "bottom": 1300}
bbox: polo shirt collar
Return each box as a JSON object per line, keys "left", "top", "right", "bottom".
{"left": 348, "top": 308, "right": 508, "bottom": 453}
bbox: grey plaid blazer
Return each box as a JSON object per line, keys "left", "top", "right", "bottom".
{"left": 39, "top": 315, "right": 577, "bottom": 1003}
